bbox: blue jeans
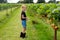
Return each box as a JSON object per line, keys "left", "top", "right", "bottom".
{"left": 22, "top": 20, "right": 26, "bottom": 28}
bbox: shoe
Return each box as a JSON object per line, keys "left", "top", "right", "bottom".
{"left": 22, "top": 33, "right": 26, "bottom": 38}
{"left": 20, "top": 32, "right": 26, "bottom": 38}
{"left": 20, "top": 32, "right": 23, "bottom": 37}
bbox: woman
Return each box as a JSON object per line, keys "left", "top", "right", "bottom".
{"left": 20, "top": 5, "right": 27, "bottom": 38}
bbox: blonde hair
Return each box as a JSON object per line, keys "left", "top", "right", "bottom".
{"left": 22, "top": 5, "right": 26, "bottom": 8}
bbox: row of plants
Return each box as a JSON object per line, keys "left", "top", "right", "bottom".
{"left": 0, "top": 4, "right": 21, "bottom": 26}
{"left": 26, "top": 4, "right": 54, "bottom": 40}
{"left": 0, "top": 3, "right": 21, "bottom": 11}
{"left": 27, "top": 3, "right": 60, "bottom": 30}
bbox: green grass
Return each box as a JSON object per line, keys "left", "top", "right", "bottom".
{"left": 25, "top": 10, "right": 54, "bottom": 40}
{"left": 0, "top": 7, "right": 21, "bottom": 40}
{"left": 0, "top": 6, "right": 60, "bottom": 40}
{"left": 0, "top": 7, "right": 19, "bottom": 28}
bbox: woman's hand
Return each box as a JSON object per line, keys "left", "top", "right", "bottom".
{"left": 26, "top": 17, "right": 30, "bottom": 21}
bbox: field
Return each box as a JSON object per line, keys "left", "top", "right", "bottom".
{"left": 0, "top": 3, "right": 60, "bottom": 40}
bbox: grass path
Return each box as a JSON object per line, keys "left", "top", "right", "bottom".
{"left": 0, "top": 7, "right": 54, "bottom": 40}
{"left": 0, "top": 7, "right": 22, "bottom": 40}
{"left": 0, "top": 7, "right": 60, "bottom": 40}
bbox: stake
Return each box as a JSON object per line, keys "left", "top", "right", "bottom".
{"left": 54, "top": 27, "right": 58, "bottom": 40}
{"left": 54, "top": 29, "right": 57, "bottom": 40}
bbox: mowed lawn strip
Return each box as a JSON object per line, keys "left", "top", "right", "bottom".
{"left": 0, "top": 7, "right": 22, "bottom": 40}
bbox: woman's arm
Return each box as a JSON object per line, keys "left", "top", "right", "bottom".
{"left": 22, "top": 15, "right": 26, "bottom": 19}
